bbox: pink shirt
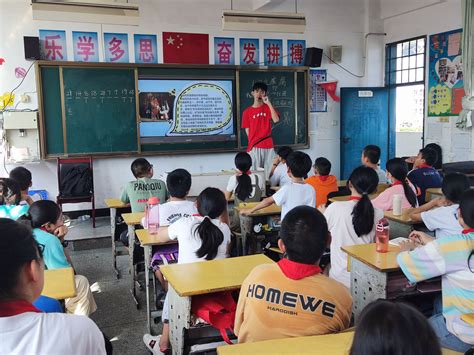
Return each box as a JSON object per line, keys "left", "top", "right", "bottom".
{"left": 372, "top": 184, "right": 418, "bottom": 211}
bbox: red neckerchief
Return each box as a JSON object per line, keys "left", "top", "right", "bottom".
{"left": 391, "top": 180, "right": 403, "bottom": 186}
{"left": 419, "top": 164, "right": 433, "bottom": 169}
{"left": 318, "top": 175, "right": 329, "bottom": 182}
{"left": 236, "top": 170, "right": 251, "bottom": 176}
{"left": 462, "top": 228, "right": 474, "bottom": 234}
{"left": 0, "top": 300, "right": 41, "bottom": 317}
{"left": 277, "top": 258, "right": 322, "bottom": 280}
{"left": 349, "top": 196, "right": 362, "bottom": 201}
{"left": 192, "top": 214, "right": 202, "bottom": 217}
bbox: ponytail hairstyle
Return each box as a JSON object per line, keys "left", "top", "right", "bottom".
{"left": 0, "top": 178, "right": 21, "bottom": 206}
{"left": 18, "top": 200, "right": 61, "bottom": 229}
{"left": 0, "top": 218, "right": 43, "bottom": 300}
{"left": 459, "top": 189, "right": 474, "bottom": 272}
{"left": 386, "top": 158, "right": 417, "bottom": 208}
{"left": 349, "top": 166, "right": 379, "bottom": 237}
{"left": 194, "top": 188, "right": 227, "bottom": 260}
{"left": 234, "top": 152, "right": 253, "bottom": 201}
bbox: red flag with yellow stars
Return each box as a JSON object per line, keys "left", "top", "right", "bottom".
{"left": 162, "top": 32, "right": 209, "bottom": 64}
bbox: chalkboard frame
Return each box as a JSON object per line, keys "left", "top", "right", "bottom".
{"left": 36, "top": 61, "right": 309, "bottom": 159}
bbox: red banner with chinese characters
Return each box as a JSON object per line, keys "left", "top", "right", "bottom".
{"left": 162, "top": 32, "right": 209, "bottom": 64}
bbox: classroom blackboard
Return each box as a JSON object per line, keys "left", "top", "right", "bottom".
{"left": 238, "top": 69, "right": 308, "bottom": 148}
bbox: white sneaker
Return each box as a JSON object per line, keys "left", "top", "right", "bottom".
{"left": 143, "top": 334, "right": 165, "bottom": 354}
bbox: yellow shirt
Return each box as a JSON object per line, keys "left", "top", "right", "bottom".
{"left": 234, "top": 263, "right": 352, "bottom": 343}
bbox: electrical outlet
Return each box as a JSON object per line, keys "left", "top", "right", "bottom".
{"left": 20, "top": 95, "right": 30, "bottom": 103}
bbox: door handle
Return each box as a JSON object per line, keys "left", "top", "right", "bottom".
{"left": 342, "top": 136, "right": 351, "bottom": 143}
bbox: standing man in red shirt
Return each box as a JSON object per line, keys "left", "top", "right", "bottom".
{"left": 241, "top": 82, "right": 280, "bottom": 179}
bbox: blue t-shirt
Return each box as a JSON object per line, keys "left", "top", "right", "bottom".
{"left": 407, "top": 167, "right": 443, "bottom": 205}
{"left": 0, "top": 205, "right": 29, "bottom": 220}
{"left": 33, "top": 228, "right": 70, "bottom": 270}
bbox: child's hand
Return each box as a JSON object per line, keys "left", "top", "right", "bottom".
{"left": 21, "top": 193, "right": 34, "bottom": 206}
{"left": 54, "top": 225, "right": 69, "bottom": 239}
{"left": 433, "top": 197, "right": 449, "bottom": 207}
{"left": 399, "top": 240, "right": 418, "bottom": 252}
{"left": 408, "top": 231, "right": 433, "bottom": 246}
{"left": 272, "top": 156, "right": 280, "bottom": 166}
{"left": 240, "top": 209, "right": 252, "bottom": 216}
{"left": 262, "top": 95, "right": 270, "bottom": 104}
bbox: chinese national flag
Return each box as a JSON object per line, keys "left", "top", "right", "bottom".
{"left": 162, "top": 32, "right": 209, "bottom": 64}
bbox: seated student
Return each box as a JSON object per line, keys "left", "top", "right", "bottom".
{"left": 361, "top": 144, "right": 388, "bottom": 184}
{"left": 398, "top": 189, "right": 474, "bottom": 353}
{"left": 225, "top": 152, "right": 263, "bottom": 204}
{"left": 349, "top": 300, "right": 442, "bottom": 355}
{"left": 306, "top": 157, "right": 338, "bottom": 208}
{"left": 405, "top": 143, "right": 443, "bottom": 170}
{"left": 120, "top": 158, "right": 168, "bottom": 213}
{"left": 0, "top": 219, "right": 107, "bottom": 354}
{"left": 19, "top": 201, "right": 97, "bottom": 316}
{"left": 9, "top": 166, "right": 35, "bottom": 206}
{"left": 240, "top": 151, "right": 315, "bottom": 220}
{"left": 323, "top": 166, "right": 384, "bottom": 288}
{"left": 0, "top": 178, "right": 29, "bottom": 220}
{"left": 372, "top": 158, "right": 418, "bottom": 211}
{"left": 234, "top": 206, "right": 352, "bottom": 343}
{"left": 143, "top": 188, "right": 231, "bottom": 354}
{"left": 269, "top": 146, "right": 293, "bottom": 187}
{"left": 409, "top": 173, "right": 470, "bottom": 240}
{"left": 145, "top": 169, "right": 196, "bottom": 293}
{"left": 407, "top": 147, "right": 443, "bottom": 205}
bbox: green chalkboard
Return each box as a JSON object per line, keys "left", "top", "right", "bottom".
{"left": 238, "top": 69, "right": 308, "bottom": 148}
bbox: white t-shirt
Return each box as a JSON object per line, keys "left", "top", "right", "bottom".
{"left": 158, "top": 200, "right": 197, "bottom": 226}
{"left": 270, "top": 163, "right": 291, "bottom": 187}
{"left": 272, "top": 182, "right": 316, "bottom": 220}
{"left": 325, "top": 200, "right": 384, "bottom": 288}
{"left": 0, "top": 312, "right": 106, "bottom": 355}
{"left": 168, "top": 215, "right": 231, "bottom": 264}
{"left": 421, "top": 204, "right": 462, "bottom": 239}
{"left": 375, "top": 167, "right": 388, "bottom": 184}
{"left": 226, "top": 173, "right": 259, "bottom": 199}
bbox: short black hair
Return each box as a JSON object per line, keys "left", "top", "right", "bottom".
{"left": 460, "top": 188, "right": 474, "bottom": 228}
{"left": 0, "top": 178, "right": 21, "bottom": 205}
{"left": 252, "top": 81, "right": 267, "bottom": 93}
{"left": 166, "top": 169, "right": 192, "bottom": 199}
{"left": 314, "top": 157, "right": 332, "bottom": 176}
{"left": 9, "top": 167, "right": 32, "bottom": 191}
{"left": 280, "top": 206, "right": 328, "bottom": 264}
{"left": 425, "top": 143, "right": 442, "bottom": 169}
{"left": 362, "top": 145, "right": 381, "bottom": 164}
{"left": 419, "top": 147, "right": 438, "bottom": 167}
{"left": 276, "top": 146, "right": 293, "bottom": 161}
{"left": 286, "top": 151, "right": 312, "bottom": 178}
{"left": 442, "top": 173, "right": 470, "bottom": 204}
{"left": 131, "top": 158, "right": 152, "bottom": 178}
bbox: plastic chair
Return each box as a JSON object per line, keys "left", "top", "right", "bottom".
{"left": 56, "top": 157, "right": 95, "bottom": 228}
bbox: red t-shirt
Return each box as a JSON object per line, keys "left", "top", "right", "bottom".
{"left": 241, "top": 104, "right": 276, "bottom": 151}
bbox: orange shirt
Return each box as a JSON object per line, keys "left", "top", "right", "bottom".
{"left": 305, "top": 175, "right": 338, "bottom": 207}
{"left": 234, "top": 262, "right": 352, "bottom": 343}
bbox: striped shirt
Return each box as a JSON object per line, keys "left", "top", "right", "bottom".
{"left": 397, "top": 233, "right": 474, "bottom": 345}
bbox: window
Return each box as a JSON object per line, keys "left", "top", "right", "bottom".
{"left": 385, "top": 37, "right": 425, "bottom": 85}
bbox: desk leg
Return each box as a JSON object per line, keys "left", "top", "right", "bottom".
{"left": 144, "top": 244, "right": 152, "bottom": 334}
{"left": 110, "top": 207, "right": 120, "bottom": 279}
{"left": 168, "top": 285, "right": 191, "bottom": 355}
{"left": 239, "top": 215, "right": 252, "bottom": 256}
{"left": 351, "top": 258, "right": 387, "bottom": 320}
{"left": 128, "top": 225, "right": 139, "bottom": 308}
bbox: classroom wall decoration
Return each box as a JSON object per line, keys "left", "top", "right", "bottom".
{"left": 103, "top": 33, "right": 129, "bottom": 63}
{"left": 288, "top": 40, "right": 306, "bottom": 66}
{"left": 162, "top": 32, "right": 209, "bottom": 64}
{"left": 134, "top": 34, "right": 158, "bottom": 64}
{"left": 240, "top": 38, "right": 259, "bottom": 65}
{"left": 39, "top": 30, "right": 67, "bottom": 61}
{"left": 263, "top": 39, "right": 283, "bottom": 66}
{"left": 214, "top": 37, "right": 235, "bottom": 65}
{"left": 428, "top": 29, "right": 465, "bottom": 117}
{"left": 309, "top": 69, "right": 327, "bottom": 112}
{"left": 72, "top": 31, "right": 99, "bottom": 62}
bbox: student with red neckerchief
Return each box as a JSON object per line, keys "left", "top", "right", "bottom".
{"left": 234, "top": 206, "right": 352, "bottom": 343}
{"left": 0, "top": 219, "right": 108, "bottom": 355}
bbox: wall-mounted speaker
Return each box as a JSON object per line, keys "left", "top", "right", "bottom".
{"left": 330, "top": 46, "right": 343, "bottom": 63}
{"left": 24, "top": 36, "right": 40, "bottom": 60}
{"left": 304, "top": 47, "right": 323, "bottom": 67}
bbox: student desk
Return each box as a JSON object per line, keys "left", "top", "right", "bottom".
{"left": 233, "top": 202, "right": 282, "bottom": 255}
{"left": 122, "top": 211, "right": 145, "bottom": 308}
{"left": 42, "top": 267, "right": 76, "bottom": 300}
{"left": 384, "top": 208, "right": 418, "bottom": 238}
{"left": 136, "top": 228, "right": 177, "bottom": 334}
{"left": 104, "top": 198, "right": 129, "bottom": 278}
{"left": 161, "top": 254, "right": 274, "bottom": 355}
{"left": 216, "top": 331, "right": 462, "bottom": 355}
{"left": 426, "top": 187, "right": 443, "bottom": 202}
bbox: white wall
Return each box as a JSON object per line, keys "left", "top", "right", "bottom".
{"left": 382, "top": 0, "right": 472, "bottom": 164}
{"left": 0, "top": 0, "right": 376, "bottom": 210}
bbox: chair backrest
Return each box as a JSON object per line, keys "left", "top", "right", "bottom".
{"left": 57, "top": 157, "right": 94, "bottom": 198}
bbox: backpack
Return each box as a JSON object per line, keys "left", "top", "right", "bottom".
{"left": 59, "top": 164, "right": 93, "bottom": 198}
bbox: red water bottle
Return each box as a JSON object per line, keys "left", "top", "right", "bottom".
{"left": 376, "top": 218, "right": 390, "bottom": 253}
{"left": 145, "top": 197, "right": 160, "bottom": 234}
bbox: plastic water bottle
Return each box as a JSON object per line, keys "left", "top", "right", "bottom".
{"left": 375, "top": 218, "right": 390, "bottom": 253}
{"left": 392, "top": 194, "right": 403, "bottom": 216}
{"left": 145, "top": 197, "right": 160, "bottom": 235}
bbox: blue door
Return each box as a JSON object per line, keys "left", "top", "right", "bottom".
{"left": 340, "top": 87, "right": 395, "bottom": 179}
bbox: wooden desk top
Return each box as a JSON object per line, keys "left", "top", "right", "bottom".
{"left": 461, "top": 313, "right": 474, "bottom": 326}
{"left": 122, "top": 212, "right": 144, "bottom": 225}
{"left": 426, "top": 187, "right": 443, "bottom": 196}
{"left": 161, "top": 254, "right": 273, "bottom": 297}
{"left": 384, "top": 209, "right": 416, "bottom": 225}
{"left": 234, "top": 202, "right": 281, "bottom": 217}
{"left": 341, "top": 243, "right": 401, "bottom": 272}
{"left": 269, "top": 186, "right": 280, "bottom": 191}
{"left": 104, "top": 198, "right": 128, "bottom": 209}
{"left": 338, "top": 179, "right": 347, "bottom": 188}
{"left": 42, "top": 267, "right": 76, "bottom": 300}
{"left": 135, "top": 229, "right": 177, "bottom": 247}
